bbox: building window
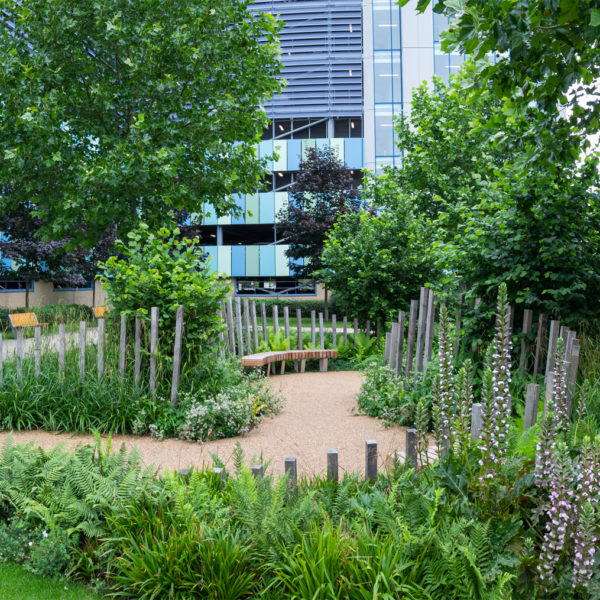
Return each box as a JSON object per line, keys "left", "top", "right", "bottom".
{"left": 222, "top": 225, "right": 276, "bottom": 245}
{"left": 0, "top": 280, "right": 33, "bottom": 292}
{"left": 54, "top": 280, "right": 94, "bottom": 291}
{"left": 235, "top": 277, "right": 316, "bottom": 296}
{"left": 334, "top": 117, "right": 363, "bottom": 138}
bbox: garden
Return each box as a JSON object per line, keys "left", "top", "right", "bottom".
{"left": 0, "top": 0, "right": 599, "bottom": 598}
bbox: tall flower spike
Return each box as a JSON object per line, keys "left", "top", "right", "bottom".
{"left": 552, "top": 337, "right": 569, "bottom": 430}
{"left": 437, "top": 304, "right": 454, "bottom": 451}
{"left": 454, "top": 359, "right": 473, "bottom": 452}
{"left": 478, "top": 366, "right": 498, "bottom": 478}
{"left": 535, "top": 410, "right": 558, "bottom": 488}
{"left": 415, "top": 397, "right": 429, "bottom": 468}
{"left": 537, "top": 441, "right": 575, "bottom": 588}
{"left": 491, "top": 283, "right": 512, "bottom": 461}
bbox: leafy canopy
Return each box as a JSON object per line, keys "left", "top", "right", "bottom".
{"left": 98, "top": 224, "right": 229, "bottom": 344}
{"left": 277, "top": 146, "right": 362, "bottom": 279}
{"left": 402, "top": 0, "right": 600, "bottom": 165}
{"left": 0, "top": 0, "right": 283, "bottom": 247}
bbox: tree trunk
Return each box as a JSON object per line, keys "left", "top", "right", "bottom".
{"left": 324, "top": 286, "right": 329, "bottom": 321}
{"left": 25, "top": 281, "right": 30, "bottom": 309}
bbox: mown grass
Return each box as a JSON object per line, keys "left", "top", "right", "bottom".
{"left": 0, "top": 564, "right": 101, "bottom": 600}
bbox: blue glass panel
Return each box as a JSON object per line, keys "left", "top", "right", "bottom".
{"left": 259, "top": 192, "right": 275, "bottom": 224}
{"left": 203, "top": 247, "right": 218, "bottom": 273}
{"left": 260, "top": 245, "right": 276, "bottom": 276}
{"left": 232, "top": 246, "right": 246, "bottom": 277}
{"left": 287, "top": 139, "right": 302, "bottom": 170}
{"left": 344, "top": 138, "right": 363, "bottom": 169}
{"left": 204, "top": 203, "right": 218, "bottom": 225}
{"left": 316, "top": 138, "right": 330, "bottom": 152}
{"left": 232, "top": 194, "right": 245, "bottom": 225}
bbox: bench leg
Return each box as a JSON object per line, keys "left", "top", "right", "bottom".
{"left": 266, "top": 363, "right": 271, "bottom": 377}
{"left": 320, "top": 358, "right": 328, "bottom": 372}
{"left": 300, "top": 359, "right": 306, "bottom": 373}
{"left": 280, "top": 360, "right": 285, "bottom": 375}
{"left": 294, "top": 360, "right": 299, "bottom": 373}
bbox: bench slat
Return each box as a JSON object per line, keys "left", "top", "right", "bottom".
{"left": 242, "top": 349, "right": 338, "bottom": 367}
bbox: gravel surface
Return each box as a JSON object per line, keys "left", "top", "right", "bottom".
{"left": 0, "top": 371, "right": 408, "bottom": 478}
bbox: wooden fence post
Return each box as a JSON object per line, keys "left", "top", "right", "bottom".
{"left": 34, "top": 327, "right": 41, "bottom": 378}
{"left": 260, "top": 302, "right": 268, "bottom": 343}
{"left": 519, "top": 309, "right": 533, "bottom": 375}
{"left": 365, "top": 319, "right": 371, "bottom": 336}
{"left": 545, "top": 320, "right": 560, "bottom": 379}
{"left": 470, "top": 403, "right": 484, "bottom": 440}
{"left": 319, "top": 313, "right": 325, "bottom": 349}
{"left": 226, "top": 297, "right": 236, "bottom": 353}
{"left": 395, "top": 311, "right": 406, "bottom": 375}
{"left": 98, "top": 317, "right": 106, "bottom": 379}
{"left": 285, "top": 456, "right": 297, "bottom": 488}
{"left": 310, "top": 311, "right": 316, "bottom": 346}
{"left": 273, "top": 305, "right": 279, "bottom": 335}
{"left": 235, "top": 298, "right": 244, "bottom": 356}
{"left": 533, "top": 314, "right": 546, "bottom": 376}
{"left": 283, "top": 306, "right": 290, "bottom": 342}
{"left": 243, "top": 299, "right": 252, "bottom": 353}
{"left": 405, "top": 299, "right": 418, "bottom": 377}
{"left": 523, "top": 383, "right": 540, "bottom": 429}
{"left": 58, "top": 323, "right": 65, "bottom": 376}
{"left": 424, "top": 291, "right": 435, "bottom": 371}
{"left": 150, "top": 306, "right": 158, "bottom": 395}
{"left": 251, "top": 301, "right": 259, "bottom": 349}
{"left": 331, "top": 314, "right": 337, "bottom": 346}
{"left": 544, "top": 371, "right": 554, "bottom": 419}
{"left": 251, "top": 464, "right": 264, "bottom": 479}
{"left": 342, "top": 316, "right": 348, "bottom": 344}
{"left": 134, "top": 315, "right": 141, "bottom": 389}
{"left": 414, "top": 287, "right": 428, "bottom": 380}
{"left": 327, "top": 449, "right": 339, "bottom": 482}
{"left": 365, "top": 440, "right": 377, "bottom": 481}
{"left": 353, "top": 318, "right": 359, "bottom": 344}
{"left": 384, "top": 332, "right": 391, "bottom": 364}
{"left": 389, "top": 323, "right": 399, "bottom": 371}
{"left": 79, "top": 321, "right": 86, "bottom": 382}
{"left": 119, "top": 315, "right": 126, "bottom": 377}
{"left": 16, "top": 329, "right": 23, "bottom": 386}
{"left": 566, "top": 339, "right": 580, "bottom": 415}
{"left": 170, "top": 305, "right": 184, "bottom": 408}
{"left": 405, "top": 428, "right": 418, "bottom": 468}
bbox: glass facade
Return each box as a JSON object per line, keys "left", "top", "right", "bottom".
{"left": 433, "top": 11, "right": 464, "bottom": 82}
{"left": 372, "top": 0, "right": 403, "bottom": 171}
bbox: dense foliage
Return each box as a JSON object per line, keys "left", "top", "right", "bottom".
{"left": 0, "top": 0, "right": 283, "bottom": 247}
{"left": 99, "top": 224, "right": 229, "bottom": 344}
{"left": 402, "top": 0, "right": 600, "bottom": 166}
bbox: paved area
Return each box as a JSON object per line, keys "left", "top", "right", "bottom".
{"left": 0, "top": 371, "right": 409, "bottom": 478}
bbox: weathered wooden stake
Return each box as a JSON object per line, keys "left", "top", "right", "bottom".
{"left": 544, "top": 371, "right": 554, "bottom": 419}
{"left": 34, "top": 327, "right": 41, "bottom": 378}
{"left": 424, "top": 291, "right": 435, "bottom": 370}
{"left": 251, "top": 464, "right": 264, "bottom": 479}
{"left": 519, "top": 309, "right": 533, "bottom": 375}
{"left": 384, "top": 332, "right": 391, "bottom": 363}
{"left": 523, "top": 383, "right": 540, "bottom": 430}
{"left": 566, "top": 339, "right": 580, "bottom": 414}
{"left": 533, "top": 314, "right": 547, "bottom": 376}
{"left": 79, "top": 321, "right": 86, "bottom": 382}
{"left": 376, "top": 320, "right": 381, "bottom": 341}
{"left": 327, "top": 449, "right": 339, "bottom": 482}
{"left": 414, "top": 287, "right": 428, "bottom": 380}
{"left": 343, "top": 316, "right": 348, "bottom": 344}
{"left": 405, "top": 299, "right": 418, "bottom": 377}
{"left": 118, "top": 314, "right": 126, "bottom": 377}
{"left": 283, "top": 306, "right": 290, "bottom": 342}
{"left": 310, "top": 311, "right": 316, "bottom": 346}
{"left": 58, "top": 323, "right": 65, "bottom": 375}
{"left": 353, "top": 318, "right": 359, "bottom": 344}
{"left": 170, "top": 305, "right": 184, "bottom": 407}
{"left": 226, "top": 297, "right": 236, "bottom": 353}
{"left": 285, "top": 456, "right": 297, "bottom": 488}
{"left": 318, "top": 312, "right": 325, "bottom": 349}
{"left": 389, "top": 323, "right": 399, "bottom": 370}
{"left": 365, "top": 440, "right": 377, "bottom": 481}
{"left": 273, "top": 305, "right": 279, "bottom": 334}
{"left": 243, "top": 299, "right": 252, "bottom": 353}
{"left": 134, "top": 315, "right": 142, "bottom": 389}
{"left": 98, "top": 318, "right": 106, "bottom": 379}
{"left": 235, "top": 298, "right": 244, "bottom": 355}
{"left": 16, "top": 329, "right": 23, "bottom": 386}
{"left": 395, "top": 311, "right": 406, "bottom": 375}
{"left": 405, "top": 428, "right": 418, "bottom": 468}
{"left": 251, "top": 301, "right": 259, "bottom": 349}
{"left": 331, "top": 314, "right": 337, "bottom": 346}
{"left": 545, "top": 319, "right": 560, "bottom": 379}
{"left": 260, "top": 302, "right": 268, "bottom": 343}
{"left": 470, "top": 403, "right": 484, "bottom": 440}
{"left": 150, "top": 306, "right": 158, "bottom": 395}
{"left": 365, "top": 319, "right": 371, "bottom": 336}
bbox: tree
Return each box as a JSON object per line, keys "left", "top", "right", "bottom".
{"left": 0, "top": 203, "right": 112, "bottom": 308}
{"left": 98, "top": 223, "right": 229, "bottom": 346}
{"left": 403, "top": 0, "right": 600, "bottom": 166}
{"left": 320, "top": 197, "right": 440, "bottom": 323}
{"left": 277, "top": 146, "right": 362, "bottom": 316}
{"left": 0, "top": 0, "right": 283, "bottom": 247}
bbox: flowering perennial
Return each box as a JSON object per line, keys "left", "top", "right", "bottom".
{"left": 437, "top": 304, "right": 454, "bottom": 451}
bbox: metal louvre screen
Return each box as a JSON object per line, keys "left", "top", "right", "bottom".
{"left": 251, "top": 0, "right": 363, "bottom": 118}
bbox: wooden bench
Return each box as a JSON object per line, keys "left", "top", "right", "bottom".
{"left": 8, "top": 312, "right": 48, "bottom": 338}
{"left": 242, "top": 349, "right": 338, "bottom": 375}
{"left": 93, "top": 306, "right": 110, "bottom": 319}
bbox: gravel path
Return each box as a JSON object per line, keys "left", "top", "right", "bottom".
{"left": 0, "top": 371, "right": 408, "bottom": 477}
